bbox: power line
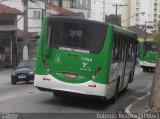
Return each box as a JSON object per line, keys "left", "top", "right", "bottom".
{"left": 113, "top": 4, "right": 127, "bottom": 25}
{"left": 97, "top": 0, "right": 118, "bottom": 5}
{"left": 96, "top": 0, "right": 114, "bottom": 6}
{"left": 31, "top": 0, "right": 50, "bottom": 16}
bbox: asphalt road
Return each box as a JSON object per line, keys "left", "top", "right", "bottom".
{"left": 0, "top": 67, "right": 154, "bottom": 119}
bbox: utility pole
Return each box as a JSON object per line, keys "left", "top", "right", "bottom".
{"left": 144, "top": 21, "right": 153, "bottom": 41}
{"left": 23, "top": 0, "right": 28, "bottom": 60}
{"left": 144, "top": 21, "right": 147, "bottom": 41}
{"left": 113, "top": 4, "right": 127, "bottom": 25}
{"left": 103, "top": 0, "right": 105, "bottom": 22}
{"left": 59, "top": 0, "right": 62, "bottom": 7}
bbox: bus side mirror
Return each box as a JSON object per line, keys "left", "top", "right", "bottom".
{"left": 44, "top": 47, "right": 51, "bottom": 58}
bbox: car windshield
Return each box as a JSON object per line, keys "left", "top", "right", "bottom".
{"left": 17, "top": 60, "right": 35, "bottom": 68}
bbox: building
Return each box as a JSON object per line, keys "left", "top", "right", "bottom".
{"left": 1, "top": 0, "right": 45, "bottom": 34}
{"left": 46, "top": 3, "right": 74, "bottom": 16}
{"left": 121, "top": 0, "right": 160, "bottom": 30}
{"left": 139, "top": 0, "right": 153, "bottom": 25}
{"left": 1, "top": 0, "right": 46, "bottom": 62}
{"left": 48, "top": 0, "right": 105, "bottom": 22}
{"left": 105, "top": 14, "right": 121, "bottom": 26}
{"left": 0, "top": 4, "right": 22, "bottom": 68}
{"left": 0, "top": 0, "right": 74, "bottom": 63}
{"left": 153, "top": 0, "right": 160, "bottom": 28}
{"left": 121, "top": 0, "right": 153, "bottom": 28}
{"left": 121, "top": 0, "right": 136, "bottom": 27}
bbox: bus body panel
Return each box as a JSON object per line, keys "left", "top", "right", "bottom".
{"left": 34, "top": 74, "right": 116, "bottom": 99}
{"left": 109, "top": 27, "right": 137, "bottom": 94}
{"left": 34, "top": 16, "right": 137, "bottom": 99}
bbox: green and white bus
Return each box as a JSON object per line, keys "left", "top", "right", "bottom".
{"left": 34, "top": 16, "right": 138, "bottom": 102}
{"left": 138, "top": 41, "right": 159, "bottom": 72}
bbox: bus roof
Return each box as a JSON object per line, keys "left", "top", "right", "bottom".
{"left": 48, "top": 16, "right": 107, "bottom": 27}
{"left": 112, "top": 24, "right": 137, "bottom": 38}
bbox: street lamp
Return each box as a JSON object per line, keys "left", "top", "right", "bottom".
{"left": 121, "top": 12, "right": 145, "bottom": 23}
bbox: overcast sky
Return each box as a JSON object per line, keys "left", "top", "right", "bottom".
{"left": 105, "top": 0, "right": 122, "bottom": 15}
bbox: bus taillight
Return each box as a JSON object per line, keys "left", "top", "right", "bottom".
{"left": 43, "top": 58, "right": 48, "bottom": 69}
{"left": 95, "top": 66, "right": 102, "bottom": 76}
{"left": 92, "top": 66, "right": 102, "bottom": 79}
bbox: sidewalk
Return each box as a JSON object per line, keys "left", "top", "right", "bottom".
{"left": 125, "top": 93, "right": 160, "bottom": 119}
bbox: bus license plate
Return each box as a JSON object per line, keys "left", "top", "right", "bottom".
{"left": 64, "top": 73, "right": 77, "bottom": 79}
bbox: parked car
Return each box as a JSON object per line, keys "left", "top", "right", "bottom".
{"left": 11, "top": 59, "right": 35, "bottom": 85}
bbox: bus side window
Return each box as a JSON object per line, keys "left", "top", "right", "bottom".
{"left": 125, "top": 38, "right": 129, "bottom": 60}
{"left": 118, "top": 34, "right": 122, "bottom": 61}
{"left": 114, "top": 34, "right": 119, "bottom": 61}
{"left": 112, "top": 37, "right": 115, "bottom": 60}
{"left": 131, "top": 40, "right": 136, "bottom": 58}
{"left": 136, "top": 41, "right": 139, "bottom": 57}
{"left": 128, "top": 39, "right": 133, "bottom": 59}
{"left": 112, "top": 32, "right": 118, "bottom": 61}
{"left": 121, "top": 36, "right": 125, "bottom": 60}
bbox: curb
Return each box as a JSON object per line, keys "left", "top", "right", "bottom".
{"left": 125, "top": 92, "right": 150, "bottom": 119}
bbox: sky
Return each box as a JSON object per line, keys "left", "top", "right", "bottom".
{"left": 105, "top": 0, "right": 122, "bottom": 15}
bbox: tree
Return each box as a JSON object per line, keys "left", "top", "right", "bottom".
{"left": 153, "top": 32, "right": 160, "bottom": 42}
{"left": 149, "top": 21, "right": 160, "bottom": 111}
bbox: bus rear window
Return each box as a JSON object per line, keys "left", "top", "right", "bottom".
{"left": 144, "top": 42, "right": 159, "bottom": 52}
{"left": 48, "top": 20, "right": 107, "bottom": 53}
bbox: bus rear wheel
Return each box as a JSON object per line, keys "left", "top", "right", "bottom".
{"left": 110, "top": 79, "right": 120, "bottom": 104}
{"left": 124, "top": 72, "right": 132, "bottom": 92}
{"left": 143, "top": 67, "right": 149, "bottom": 72}
{"left": 53, "top": 92, "right": 61, "bottom": 97}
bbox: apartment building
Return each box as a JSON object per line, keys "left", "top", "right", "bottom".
{"left": 121, "top": 0, "right": 136, "bottom": 27}
{"left": 153, "top": 0, "right": 160, "bottom": 28}
{"left": 121, "top": 0, "right": 153, "bottom": 28}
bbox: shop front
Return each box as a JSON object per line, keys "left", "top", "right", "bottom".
{"left": 0, "top": 4, "right": 22, "bottom": 68}
{"left": 0, "top": 31, "right": 17, "bottom": 68}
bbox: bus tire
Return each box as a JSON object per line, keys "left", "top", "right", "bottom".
{"left": 53, "top": 91, "right": 64, "bottom": 97}
{"left": 110, "top": 79, "right": 120, "bottom": 104}
{"left": 53, "top": 92, "right": 60, "bottom": 97}
{"left": 143, "top": 67, "right": 149, "bottom": 72}
{"left": 124, "top": 73, "right": 132, "bottom": 92}
{"left": 143, "top": 68, "right": 146, "bottom": 72}
{"left": 101, "top": 97, "right": 108, "bottom": 103}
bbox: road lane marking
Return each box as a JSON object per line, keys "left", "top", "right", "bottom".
{"left": 0, "top": 91, "right": 39, "bottom": 102}
{"left": 125, "top": 92, "right": 150, "bottom": 119}
{"left": 0, "top": 95, "right": 17, "bottom": 102}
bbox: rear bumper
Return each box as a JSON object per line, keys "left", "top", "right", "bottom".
{"left": 36, "top": 87, "right": 101, "bottom": 98}
{"left": 139, "top": 61, "right": 156, "bottom": 68}
{"left": 34, "top": 74, "right": 113, "bottom": 99}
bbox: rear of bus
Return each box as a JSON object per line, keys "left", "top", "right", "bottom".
{"left": 139, "top": 41, "right": 159, "bottom": 71}
{"left": 34, "top": 16, "right": 113, "bottom": 98}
